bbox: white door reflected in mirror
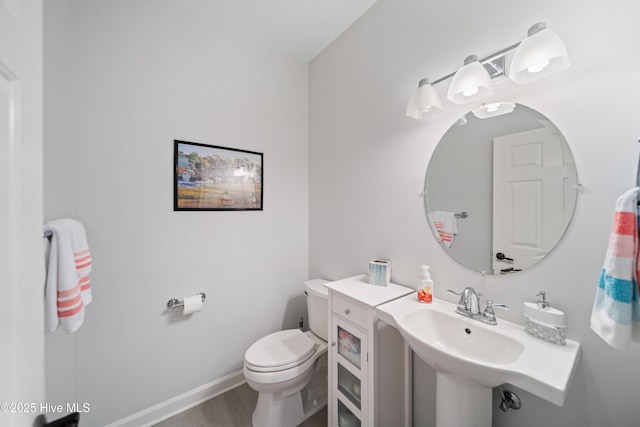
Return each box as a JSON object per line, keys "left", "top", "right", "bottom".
{"left": 492, "top": 123, "right": 578, "bottom": 274}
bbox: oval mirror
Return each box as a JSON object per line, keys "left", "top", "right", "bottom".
{"left": 424, "top": 103, "right": 578, "bottom": 275}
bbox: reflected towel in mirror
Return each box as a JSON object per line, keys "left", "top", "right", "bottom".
{"left": 428, "top": 211, "right": 458, "bottom": 247}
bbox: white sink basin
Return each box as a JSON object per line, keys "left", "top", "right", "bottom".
{"left": 403, "top": 309, "right": 525, "bottom": 369}
{"left": 375, "top": 294, "right": 580, "bottom": 408}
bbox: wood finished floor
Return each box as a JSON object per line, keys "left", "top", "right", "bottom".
{"left": 151, "top": 383, "right": 327, "bottom": 427}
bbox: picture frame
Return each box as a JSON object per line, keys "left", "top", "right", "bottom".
{"left": 174, "top": 140, "right": 263, "bottom": 211}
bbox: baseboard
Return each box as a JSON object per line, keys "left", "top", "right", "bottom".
{"left": 105, "top": 370, "right": 245, "bottom": 427}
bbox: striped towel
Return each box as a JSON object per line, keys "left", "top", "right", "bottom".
{"left": 428, "top": 211, "right": 458, "bottom": 247}
{"left": 44, "top": 219, "right": 93, "bottom": 333}
{"left": 590, "top": 187, "right": 640, "bottom": 348}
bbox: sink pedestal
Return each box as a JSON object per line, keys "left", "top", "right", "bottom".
{"left": 436, "top": 373, "right": 492, "bottom": 427}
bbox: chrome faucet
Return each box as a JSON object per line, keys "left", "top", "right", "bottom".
{"left": 448, "top": 287, "right": 481, "bottom": 316}
{"left": 447, "top": 287, "right": 509, "bottom": 325}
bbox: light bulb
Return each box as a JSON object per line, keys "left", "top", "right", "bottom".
{"left": 527, "top": 59, "right": 550, "bottom": 73}
{"left": 471, "top": 101, "right": 516, "bottom": 119}
{"left": 463, "top": 86, "right": 479, "bottom": 97}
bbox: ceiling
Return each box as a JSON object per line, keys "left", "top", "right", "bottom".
{"left": 165, "top": 0, "right": 378, "bottom": 62}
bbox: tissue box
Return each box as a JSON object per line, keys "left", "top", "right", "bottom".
{"left": 368, "top": 259, "right": 391, "bottom": 286}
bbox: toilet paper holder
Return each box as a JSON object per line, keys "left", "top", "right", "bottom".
{"left": 167, "top": 292, "right": 206, "bottom": 310}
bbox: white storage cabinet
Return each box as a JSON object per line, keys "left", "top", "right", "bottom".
{"left": 326, "top": 275, "right": 412, "bottom": 427}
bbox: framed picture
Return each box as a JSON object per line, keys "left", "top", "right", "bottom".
{"left": 174, "top": 140, "right": 263, "bottom": 211}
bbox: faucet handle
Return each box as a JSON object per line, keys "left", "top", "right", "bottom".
{"left": 482, "top": 300, "right": 510, "bottom": 324}
{"left": 447, "top": 289, "right": 466, "bottom": 310}
{"left": 485, "top": 300, "right": 510, "bottom": 310}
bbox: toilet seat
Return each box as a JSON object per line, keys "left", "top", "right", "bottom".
{"left": 245, "top": 329, "right": 316, "bottom": 373}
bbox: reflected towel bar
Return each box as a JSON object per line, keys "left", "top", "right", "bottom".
{"left": 167, "top": 292, "right": 206, "bottom": 310}
{"left": 455, "top": 212, "right": 468, "bottom": 218}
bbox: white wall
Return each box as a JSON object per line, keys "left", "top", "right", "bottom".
{"left": 44, "top": 0, "right": 309, "bottom": 425}
{"left": 43, "top": 0, "right": 77, "bottom": 411}
{"left": 309, "top": 0, "right": 640, "bottom": 426}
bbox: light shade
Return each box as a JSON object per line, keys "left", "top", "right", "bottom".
{"left": 471, "top": 101, "right": 516, "bottom": 119}
{"left": 508, "top": 22, "right": 571, "bottom": 84}
{"left": 447, "top": 55, "right": 495, "bottom": 105}
{"left": 406, "top": 78, "right": 444, "bottom": 119}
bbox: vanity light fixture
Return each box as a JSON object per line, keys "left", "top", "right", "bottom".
{"left": 508, "top": 22, "right": 571, "bottom": 84}
{"left": 406, "top": 78, "right": 444, "bottom": 119}
{"left": 406, "top": 22, "right": 570, "bottom": 119}
{"left": 471, "top": 101, "right": 516, "bottom": 119}
{"left": 446, "top": 55, "right": 495, "bottom": 105}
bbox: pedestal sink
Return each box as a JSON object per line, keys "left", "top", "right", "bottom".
{"left": 375, "top": 294, "right": 580, "bottom": 427}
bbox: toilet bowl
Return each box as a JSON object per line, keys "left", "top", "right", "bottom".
{"left": 243, "top": 279, "right": 329, "bottom": 427}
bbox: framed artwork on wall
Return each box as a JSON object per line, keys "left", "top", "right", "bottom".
{"left": 174, "top": 140, "right": 263, "bottom": 211}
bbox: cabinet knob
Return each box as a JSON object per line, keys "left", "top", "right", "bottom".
{"left": 331, "top": 341, "right": 336, "bottom": 347}
{"left": 344, "top": 309, "right": 350, "bottom": 315}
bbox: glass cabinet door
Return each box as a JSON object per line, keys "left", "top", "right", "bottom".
{"left": 332, "top": 316, "right": 368, "bottom": 427}
{"left": 337, "top": 324, "right": 362, "bottom": 369}
{"left": 338, "top": 363, "right": 361, "bottom": 409}
{"left": 337, "top": 399, "right": 361, "bottom": 427}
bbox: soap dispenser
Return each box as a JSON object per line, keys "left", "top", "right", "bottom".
{"left": 523, "top": 290, "right": 567, "bottom": 346}
{"left": 417, "top": 265, "right": 433, "bottom": 303}
{"left": 536, "top": 290, "right": 549, "bottom": 309}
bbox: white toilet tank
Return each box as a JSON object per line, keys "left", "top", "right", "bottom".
{"left": 304, "top": 279, "right": 329, "bottom": 341}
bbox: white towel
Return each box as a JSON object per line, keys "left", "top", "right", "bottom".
{"left": 590, "top": 188, "right": 640, "bottom": 348}
{"left": 428, "top": 211, "right": 458, "bottom": 247}
{"left": 44, "top": 219, "right": 93, "bottom": 333}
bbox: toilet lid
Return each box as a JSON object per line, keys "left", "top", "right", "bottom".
{"left": 245, "top": 329, "right": 316, "bottom": 372}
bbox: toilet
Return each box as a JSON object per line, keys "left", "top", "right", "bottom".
{"left": 243, "top": 279, "right": 329, "bottom": 427}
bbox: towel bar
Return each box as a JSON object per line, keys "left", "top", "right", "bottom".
{"left": 167, "top": 292, "right": 206, "bottom": 310}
